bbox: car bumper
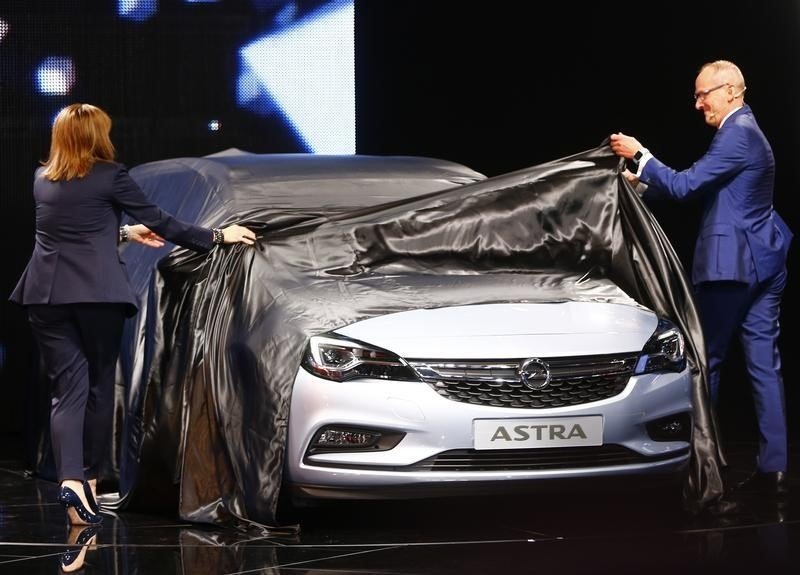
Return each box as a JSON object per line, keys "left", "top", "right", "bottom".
{"left": 285, "top": 367, "right": 692, "bottom": 500}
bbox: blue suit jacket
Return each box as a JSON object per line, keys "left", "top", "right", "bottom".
{"left": 641, "top": 105, "right": 792, "bottom": 285}
{"left": 10, "top": 161, "right": 215, "bottom": 316}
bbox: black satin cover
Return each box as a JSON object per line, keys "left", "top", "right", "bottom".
{"left": 33, "top": 145, "right": 726, "bottom": 530}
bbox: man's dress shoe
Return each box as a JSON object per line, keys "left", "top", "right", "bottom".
{"left": 734, "top": 470, "right": 788, "bottom": 497}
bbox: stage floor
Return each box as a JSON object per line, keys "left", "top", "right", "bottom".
{"left": 0, "top": 440, "right": 797, "bottom": 574}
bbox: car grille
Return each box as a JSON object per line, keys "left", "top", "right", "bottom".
{"left": 407, "top": 353, "right": 639, "bottom": 408}
{"left": 409, "top": 445, "right": 688, "bottom": 471}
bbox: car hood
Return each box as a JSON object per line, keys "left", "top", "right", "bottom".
{"left": 334, "top": 300, "right": 655, "bottom": 359}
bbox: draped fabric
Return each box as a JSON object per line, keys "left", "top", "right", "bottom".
{"left": 29, "top": 144, "right": 726, "bottom": 530}
{"left": 614, "top": 166, "right": 727, "bottom": 514}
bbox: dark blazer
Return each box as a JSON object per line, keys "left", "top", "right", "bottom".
{"left": 641, "top": 105, "right": 792, "bottom": 285}
{"left": 10, "top": 161, "right": 215, "bottom": 316}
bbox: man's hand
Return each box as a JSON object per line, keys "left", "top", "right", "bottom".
{"left": 620, "top": 168, "right": 648, "bottom": 197}
{"left": 621, "top": 169, "right": 639, "bottom": 185}
{"left": 609, "top": 132, "right": 643, "bottom": 160}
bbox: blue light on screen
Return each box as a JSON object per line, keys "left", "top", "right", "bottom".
{"left": 118, "top": 0, "right": 158, "bottom": 22}
{"left": 17, "top": 1, "right": 355, "bottom": 155}
{"left": 35, "top": 56, "right": 76, "bottom": 95}
{"left": 237, "top": 0, "right": 355, "bottom": 154}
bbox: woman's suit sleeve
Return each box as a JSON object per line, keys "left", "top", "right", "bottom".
{"left": 112, "top": 167, "right": 215, "bottom": 252}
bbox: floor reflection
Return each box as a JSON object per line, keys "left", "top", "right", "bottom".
{"left": 0, "top": 440, "right": 797, "bottom": 574}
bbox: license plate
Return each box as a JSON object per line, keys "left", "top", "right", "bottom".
{"left": 473, "top": 416, "right": 603, "bottom": 450}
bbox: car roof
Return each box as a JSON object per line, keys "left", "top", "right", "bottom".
{"left": 129, "top": 149, "right": 487, "bottom": 226}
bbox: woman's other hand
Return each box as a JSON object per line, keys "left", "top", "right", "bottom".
{"left": 126, "top": 224, "right": 165, "bottom": 248}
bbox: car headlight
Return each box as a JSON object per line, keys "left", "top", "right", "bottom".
{"left": 634, "top": 318, "right": 686, "bottom": 374}
{"left": 301, "top": 334, "right": 419, "bottom": 382}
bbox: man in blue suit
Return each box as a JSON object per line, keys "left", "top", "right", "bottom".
{"left": 609, "top": 60, "right": 792, "bottom": 497}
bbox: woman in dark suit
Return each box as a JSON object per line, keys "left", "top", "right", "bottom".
{"left": 9, "top": 103, "right": 256, "bottom": 526}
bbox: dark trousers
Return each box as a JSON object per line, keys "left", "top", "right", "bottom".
{"left": 694, "top": 267, "right": 788, "bottom": 473}
{"left": 27, "top": 303, "right": 126, "bottom": 482}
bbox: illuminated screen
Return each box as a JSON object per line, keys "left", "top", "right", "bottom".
{"left": 0, "top": 0, "right": 355, "bottom": 423}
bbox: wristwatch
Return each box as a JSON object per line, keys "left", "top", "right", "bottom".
{"left": 633, "top": 149, "right": 644, "bottom": 162}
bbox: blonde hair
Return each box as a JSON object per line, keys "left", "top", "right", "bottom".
{"left": 41, "top": 103, "right": 116, "bottom": 181}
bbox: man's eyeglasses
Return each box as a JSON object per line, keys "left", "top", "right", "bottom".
{"left": 693, "top": 83, "right": 729, "bottom": 102}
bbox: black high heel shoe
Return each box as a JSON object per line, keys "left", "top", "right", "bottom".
{"left": 60, "top": 524, "right": 100, "bottom": 572}
{"left": 58, "top": 485, "right": 103, "bottom": 525}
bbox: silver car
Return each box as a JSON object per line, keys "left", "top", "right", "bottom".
{"left": 288, "top": 273, "right": 691, "bottom": 502}
{"left": 116, "top": 146, "right": 694, "bottom": 524}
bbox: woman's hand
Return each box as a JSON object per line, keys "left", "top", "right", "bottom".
{"left": 220, "top": 224, "right": 257, "bottom": 245}
{"left": 126, "top": 224, "right": 165, "bottom": 248}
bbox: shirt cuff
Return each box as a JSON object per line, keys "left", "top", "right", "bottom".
{"left": 635, "top": 148, "right": 653, "bottom": 178}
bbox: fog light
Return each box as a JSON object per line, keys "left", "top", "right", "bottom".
{"left": 316, "top": 428, "right": 380, "bottom": 447}
{"left": 306, "top": 426, "right": 405, "bottom": 455}
{"left": 646, "top": 412, "right": 691, "bottom": 442}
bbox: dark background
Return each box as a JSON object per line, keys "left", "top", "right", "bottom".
{"left": 1, "top": 0, "right": 798, "bottom": 460}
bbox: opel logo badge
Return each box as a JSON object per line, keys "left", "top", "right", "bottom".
{"left": 518, "top": 358, "right": 551, "bottom": 390}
